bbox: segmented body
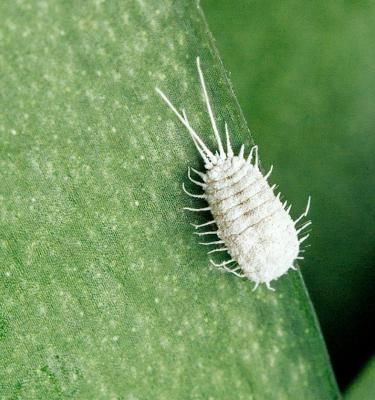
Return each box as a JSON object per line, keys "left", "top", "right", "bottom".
{"left": 156, "top": 57, "right": 310, "bottom": 291}
{"left": 204, "top": 156, "right": 300, "bottom": 287}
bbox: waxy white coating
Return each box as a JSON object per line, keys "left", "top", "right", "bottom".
{"left": 156, "top": 57, "right": 310, "bottom": 291}
{"left": 205, "top": 156, "right": 300, "bottom": 288}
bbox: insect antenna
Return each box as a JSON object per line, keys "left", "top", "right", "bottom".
{"left": 182, "top": 109, "right": 213, "bottom": 165}
{"left": 155, "top": 87, "right": 216, "bottom": 165}
{"left": 196, "top": 57, "right": 226, "bottom": 159}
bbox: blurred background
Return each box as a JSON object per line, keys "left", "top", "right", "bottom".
{"left": 202, "top": 0, "right": 375, "bottom": 391}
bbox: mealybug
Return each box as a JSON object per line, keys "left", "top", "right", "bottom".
{"left": 156, "top": 57, "right": 311, "bottom": 291}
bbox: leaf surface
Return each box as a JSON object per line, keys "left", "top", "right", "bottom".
{"left": 0, "top": 1, "right": 339, "bottom": 398}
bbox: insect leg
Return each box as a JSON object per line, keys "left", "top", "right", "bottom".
{"left": 220, "top": 265, "right": 245, "bottom": 278}
{"left": 210, "top": 258, "right": 244, "bottom": 277}
{"left": 155, "top": 87, "right": 216, "bottom": 164}
{"left": 266, "top": 282, "right": 275, "bottom": 291}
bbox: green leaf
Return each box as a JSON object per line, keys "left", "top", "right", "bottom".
{"left": 345, "top": 357, "right": 375, "bottom": 400}
{"left": 0, "top": 1, "right": 340, "bottom": 399}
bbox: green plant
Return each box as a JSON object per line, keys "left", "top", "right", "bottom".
{"left": 0, "top": 1, "right": 340, "bottom": 398}
{"left": 345, "top": 357, "right": 375, "bottom": 400}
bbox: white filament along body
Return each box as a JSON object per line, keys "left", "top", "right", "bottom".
{"left": 156, "top": 58, "right": 310, "bottom": 291}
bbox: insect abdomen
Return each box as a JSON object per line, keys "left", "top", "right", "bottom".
{"left": 205, "top": 156, "right": 299, "bottom": 285}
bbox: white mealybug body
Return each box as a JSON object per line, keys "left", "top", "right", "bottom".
{"left": 156, "top": 57, "right": 311, "bottom": 291}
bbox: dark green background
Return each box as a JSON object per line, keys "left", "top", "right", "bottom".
{"left": 202, "top": 0, "right": 375, "bottom": 389}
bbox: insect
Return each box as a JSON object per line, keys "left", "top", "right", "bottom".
{"left": 156, "top": 57, "right": 311, "bottom": 291}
